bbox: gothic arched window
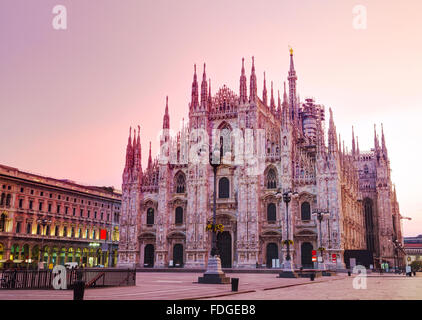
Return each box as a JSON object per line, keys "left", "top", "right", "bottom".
{"left": 364, "top": 165, "right": 369, "bottom": 174}
{"left": 175, "top": 207, "right": 183, "bottom": 225}
{"left": 220, "top": 124, "right": 232, "bottom": 157}
{"left": 267, "top": 168, "right": 277, "bottom": 189}
{"left": 301, "top": 202, "right": 311, "bottom": 221}
{"left": 218, "top": 177, "right": 230, "bottom": 198}
{"left": 147, "top": 208, "right": 154, "bottom": 225}
{"left": 0, "top": 214, "right": 5, "bottom": 232}
{"left": 267, "top": 203, "right": 276, "bottom": 222}
{"left": 175, "top": 172, "right": 186, "bottom": 193}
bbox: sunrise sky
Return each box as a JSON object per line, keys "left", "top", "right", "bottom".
{"left": 1, "top": 0, "right": 421, "bottom": 236}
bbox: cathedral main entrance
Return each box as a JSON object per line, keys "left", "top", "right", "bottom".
{"left": 217, "top": 231, "right": 232, "bottom": 268}
{"left": 144, "top": 244, "right": 154, "bottom": 267}
{"left": 301, "top": 242, "right": 313, "bottom": 269}
{"left": 266, "top": 243, "right": 278, "bottom": 268}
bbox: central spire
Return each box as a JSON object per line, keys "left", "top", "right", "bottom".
{"left": 163, "top": 96, "right": 170, "bottom": 129}
{"left": 288, "top": 48, "right": 298, "bottom": 121}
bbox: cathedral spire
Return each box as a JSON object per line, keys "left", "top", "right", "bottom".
{"left": 270, "top": 81, "right": 275, "bottom": 112}
{"left": 148, "top": 141, "right": 152, "bottom": 170}
{"left": 262, "top": 72, "right": 267, "bottom": 106}
{"left": 125, "top": 126, "right": 134, "bottom": 170}
{"left": 281, "top": 82, "right": 288, "bottom": 125}
{"left": 374, "top": 124, "right": 380, "bottom": 151}
{"left": 239, "top": 57, "right": 247, "bottom": 103}
{"left": 277, "top": 89, "right": 281, "bottom": 118}
{"left": 163, "top": 96, "right": 170, "bottom": 129}
{"left": 288, "top": 47, "right": 298, "bottom": 121}
{"left": 328, "top": 108, "right": 338, "bottom": 154}
{"left": 134, "top": 125, "right": 142, "bottom": 173}
{"left": 208, "top": 78, "right": 212, "bottom": 111}
{"left": 381, "top": 123, "right": 387, "bottom": 156}
{"left": 191, "top": 64, "right": 199, "bottom": 110}
{"left": 200, "top": 63, "right": 207, "bottom": 108}
{"left": 352, "top": 126, "right": 356, "bottom": 156}
{"left": 249, "top": 56, "right": 257, "bottom": 102}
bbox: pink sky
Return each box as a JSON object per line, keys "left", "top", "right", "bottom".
{"left": 1, "top": 0, "right": 421, "bottom": 236}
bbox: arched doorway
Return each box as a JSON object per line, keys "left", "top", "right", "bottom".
{"left": 59, "top": 248, "right": 66, "bottom": 265}
{"left": 51, "top": 247, "right": 58, "bottom": 265}
{"left": 217, "top": 232, "right": 232, "bottom": 268}
{"left": 301, "top": 242, "right": 313, "bottom": 269}
{"left": 266, "top": 243, "right": 278, "bottom": 268}
{"left": 144, "top": 244, "right": 154, "bottom": 267}
{"left": 173, "top": 244, "right": 183, "bottom": 267}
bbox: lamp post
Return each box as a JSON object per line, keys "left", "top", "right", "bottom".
{"left": 198, "top": 137, "right": 230, "bottom": 284}
{"left": 311, "top": 209, "right": 329, "bottom": 270}
{"left": 278, "top": 190, "right": 298, "bottom": 277}
{"left": 37, "top": 218, "right": 51, "bottom": 268}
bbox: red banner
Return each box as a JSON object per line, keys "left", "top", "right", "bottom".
{"left": 100, "top": 229, "right": 107, "bottom": 240}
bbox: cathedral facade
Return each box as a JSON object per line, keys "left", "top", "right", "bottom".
{"left": 117, "top": 51, "right": 403, "bottom": 270}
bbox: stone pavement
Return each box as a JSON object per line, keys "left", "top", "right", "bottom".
{"left": 202, "top": 273, "right": 422, "bottom": 300}
{"left": 0, "top": 272, "right": 420, "bottom": 300}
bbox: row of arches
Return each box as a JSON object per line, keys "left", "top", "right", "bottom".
{"left": 141, "top": 238, "right": 316, "bottom": 269}
{"left": 0, "top": 193, "right": 12, "bottom": 207}
{"left": 265, "top": 201, "right": 311, "bottom": 222}
{"left": 0, "top": 243, "right": 118, "bottom": 267}
{"left": 146, "top": 206, "right": 184, "bottom": 225}
{"left": 172, "top": 166, "right": 282, "bottom": 196}
{"left": 144, "top": 200, "right": 312, "bottom": 226}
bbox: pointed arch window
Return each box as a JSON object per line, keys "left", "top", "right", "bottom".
{"left": 267, "top": 203, "right": 276, "bottom": 222}
{"left": 175, "top": 172, "right": 186, "bottom": 193}
{"left": 147, "top": 208, "right": 154, "bottom": 225}
{"left": 301, "top": 202, "right": 311, "bottom": 221}
{"left": 220, "top": 124, "right": 232, "bottom": 157}
{"left": 364, "top": 165, "right": 369, "bottom": 174}
{"left": 267, "top": 168, "right": 277, "bottom": 189}
{"left": 175, "top": 207, "right": 183, "bottom": 225}
{"left": 218, "top": 177, "right": 230, "bottom": 198}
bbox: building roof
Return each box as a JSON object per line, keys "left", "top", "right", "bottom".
{"left": 0, "top": 163, "right": 121, "bottom": 201}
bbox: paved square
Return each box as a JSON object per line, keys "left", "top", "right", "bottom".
{"left": 0, "top": 272, "right": 420, "bottom": 300}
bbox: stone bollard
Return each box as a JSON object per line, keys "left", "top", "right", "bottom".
{"left": 231, "top": 278, "right": 239, "bottom": 292}
{"left": 73, "top": 270, "right": 86, "bottom": 300}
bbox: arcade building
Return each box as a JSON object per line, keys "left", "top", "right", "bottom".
{"left": 0, "top": 164, "right": 121, "bottom": 268}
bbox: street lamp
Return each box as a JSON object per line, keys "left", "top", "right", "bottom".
{"left": 36, "top": 218, "right": 51, "bottom": 273}
{"left": 198, "top": 137, "right": 230, "bottom": 284}
{"left": 311, "top": 209, "right": 330, "bottom": 270}
{"left": 278, "top": 190, "right": 298, "bottom": 276}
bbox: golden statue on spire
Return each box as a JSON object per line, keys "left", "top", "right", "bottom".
{"left": 289, "top": 46, "right": 293, "bottom": 55}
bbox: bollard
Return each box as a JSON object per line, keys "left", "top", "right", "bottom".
{"left": 73, "top": 271, "right": 85, "bottom": 300}
{"left": 231, "top": 278, "right": 239, "bottom": 292}
{"left": 348, "top": 271, "right": 351, "bottom": 276}
{"left": 310, "top": 273, "right": 315, "bottom": 281}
